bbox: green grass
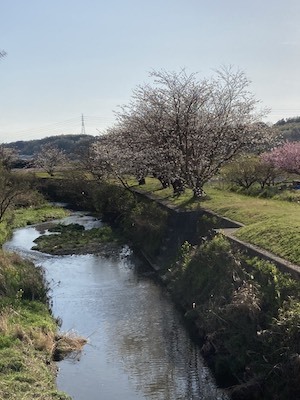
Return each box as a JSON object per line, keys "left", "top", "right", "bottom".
{"left": 0, "top": 205, "right": 69, "bottom": 246}
{"left": 0, "top": 251, "right": 71, "bottom": 400}
{"left": 12, "top": 206, "right": 69, "bottom": 228}
{"left": 32, "top": 223, "right": 119, "bottom": 254}
{"left": 0, "top": 306, "right": 71, "bottom": 400}
{"left": 236, "top": 219, "right": 300, "bottom": 264}
{"left": 168, "top": 235, "right": 300, "bottom": 397}
{"left": 33, "top": 171, "right": 66, "bottom": 179}
{"left": 131, "top": 178, "right": 300, "bottom": 265}
{"left": 131, "top": 178, "right": 196, "bottom": 208}
{"left": 0, "top": 204, "right": 73, "bottom": 399}
{"left": 201, "top": 187, "right": 300, "bottom": 265}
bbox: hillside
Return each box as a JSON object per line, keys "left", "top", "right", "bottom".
{"left": 4, "top": 134, "right": 95, "bottom": 157}
{"left": 274, "top": 116, "right": 300, "bottom": 142}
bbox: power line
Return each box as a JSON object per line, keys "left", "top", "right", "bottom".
{"left": 0, "top": 115, "right": 116, "bottom": 140}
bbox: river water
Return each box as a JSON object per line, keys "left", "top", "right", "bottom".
{"left": 4, "top": 212, "right": 228, "bottom": 400}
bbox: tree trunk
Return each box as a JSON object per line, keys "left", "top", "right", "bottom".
{"left": 171, "top": 178, "right": 185, "bottom": 195}
{"left": 138, "top": 177, "right": 146, "bottom": 185}
{"left": 157, "top": 176, "right": 170, "bottom": 189}
{"left": 193, "top": 181, "right": 205, "bottom": 198}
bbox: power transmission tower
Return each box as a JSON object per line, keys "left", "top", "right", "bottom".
{"left": 80, "top": 114, "right": 86, "bottom": 135}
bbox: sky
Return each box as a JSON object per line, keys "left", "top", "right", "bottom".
{"left": 1, "top": 0, "right": 300, "bottom": 143}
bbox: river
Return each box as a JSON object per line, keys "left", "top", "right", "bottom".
{"left": 4, "top": 212, "right": 228, "bottom": 400}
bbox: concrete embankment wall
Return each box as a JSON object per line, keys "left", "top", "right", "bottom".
{"left": 133, "top": 189, "right": 300, "bottom": 279}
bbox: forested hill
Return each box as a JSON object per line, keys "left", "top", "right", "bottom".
{"left": 5, "top": 118, "right": 300, "bottom": 158}
{"left": 5, "top": 134, "right": 95, "bottom": 157}
{"left": 274, "top": 117, "right": 300, "bottom": 142}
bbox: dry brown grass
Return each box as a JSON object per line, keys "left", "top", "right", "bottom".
{"left": 0, "top": 311, "right": 8, "bottom": 332}
{"left": 9, "top": 322, "right": 86, "bottom": 359}
{"left": 53, "top": 331, "right": 87, "bottom": 361}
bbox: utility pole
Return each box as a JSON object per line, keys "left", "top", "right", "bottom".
{"left": 80, "top": 114, "right": 86, "bottom": 135}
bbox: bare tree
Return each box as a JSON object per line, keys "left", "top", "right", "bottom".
{"left": 222, "top": 155, "right": 279, "bottom": 190}
{"left": 0, "top": 166, "right": 26, "bottom": 221}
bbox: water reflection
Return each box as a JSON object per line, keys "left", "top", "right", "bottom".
{"left": 4, "top": 214, "right": 228, "bottom": 400}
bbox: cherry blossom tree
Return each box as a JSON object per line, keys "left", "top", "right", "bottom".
{"left": 0, "top": 145, "right": 18, "bottom": 170}
{"left": 35, "top": 143, "right": 67, "bottom": 176}
{"left": 261, "top": 141, "right": 300, "bottom": 176}
{"left": 89, "top": 130, "right": 133, "bottom": 188}
{"left": 91, "top": 121, "right": 154, "bottom": 187}
{"left": 114, "top": 68, "right": 273, "bottom": 197}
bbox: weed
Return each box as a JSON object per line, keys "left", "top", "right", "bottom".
{"left": 0, "top": 229, "right": 77, "bottom": 399}
{"left": 168, "top": 235, "right": 300, "bottom": 398}
{"left": 121, "top": 200, "right": 168, "bottom": 255}
{"left": 53, "top": 331, "right": 87, "bottom": 361}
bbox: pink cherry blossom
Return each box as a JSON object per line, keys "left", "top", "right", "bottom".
{"left": 262, "top": 142, "right": 300, "bottom": 175}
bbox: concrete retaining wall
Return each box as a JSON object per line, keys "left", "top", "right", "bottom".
{"left": 133, "top": 188, "right": 300, "bottom": 279}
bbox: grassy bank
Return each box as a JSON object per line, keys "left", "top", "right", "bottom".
{"left": 166, "top": 235, "right": 300, "bottom": 399}
{"left": 0, "top": 205, "right": 69, "bottom": 246}
{"left": 0, "top": 204, "right": 82, "bottom": 400}
{"left": 80, "top": 179, "right": 300, "bottom": 398}
{"left": 0, "top": 251, "right": 72, "bottom": 400}
{"left": 132, "top": 178, "right": 300, "bottom": 265}
{"left": 35, "top": 177, "right": 300, "bottom": 398}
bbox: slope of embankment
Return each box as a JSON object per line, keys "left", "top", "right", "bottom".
{"left": 130, "top": 186, "right": 300, "bottom": 400}
{"left": 0, "top": 205, "right": 85, "bottom": 400}
{"left": 37, "top": 178, "right": 300, "bottom": 400}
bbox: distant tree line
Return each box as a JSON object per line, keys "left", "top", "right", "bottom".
{"left": 274, "top": 117, "right": 300, "bottom": 142}
{"left": 5, "top": 134, "right": 95, "bottom": 158}
{"left": 275, "top": 116, "right": 300, "bottom": 126}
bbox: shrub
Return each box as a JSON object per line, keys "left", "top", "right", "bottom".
{"left": 168, "top": 236, "right": 300, "bottom": 397}
{"left": 122, "top": 200, "right": 168, "bottom": 255}
{"left": 0, "top": 251, "right": 48, "bottom": 302}
{"left": 92, "top": 183, "right": 137, "bottom": 222}
{"left": 273, "top": 189, "right": 300, "bottom": 203}
{"left": 170, "top": 234, "right": 241, "bottom": 306}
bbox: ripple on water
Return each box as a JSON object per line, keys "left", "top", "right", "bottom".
{"left": 4, "top": 214, "right": 229, "bottom": 400}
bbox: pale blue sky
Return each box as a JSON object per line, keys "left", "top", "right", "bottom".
{"left": 1, "top": 0, "right": 300, "bottom": 142}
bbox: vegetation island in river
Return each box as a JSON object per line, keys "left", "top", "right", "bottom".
{"left": 32, "top": 223, "right": 122, "bottom": 256}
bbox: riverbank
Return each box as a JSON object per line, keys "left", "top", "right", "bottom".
{"left": 124, "top": 186, "right": 300, "bottom": 399}
{"left": 162, "top": 236, "right": 300, "bottom": 399}
{"left": 0, "top": 251, "right": 73, "bottom": 399}
{"left": 0, "top": 205, "right": 85, "bottom": 400}
{"left": 132, "top": 178, "right": 300, "bottom": 266}
{"left": 35, "top": 178, "right": 300, "bottom": 399}
{"left": 5, "top": 211, "right": 228, "bottom": 400}
{"left": 98, "top": 185, "right": 300, "bottom": 399}
{"left": 0, "top": 204, "right": 69, "bottom": 246}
